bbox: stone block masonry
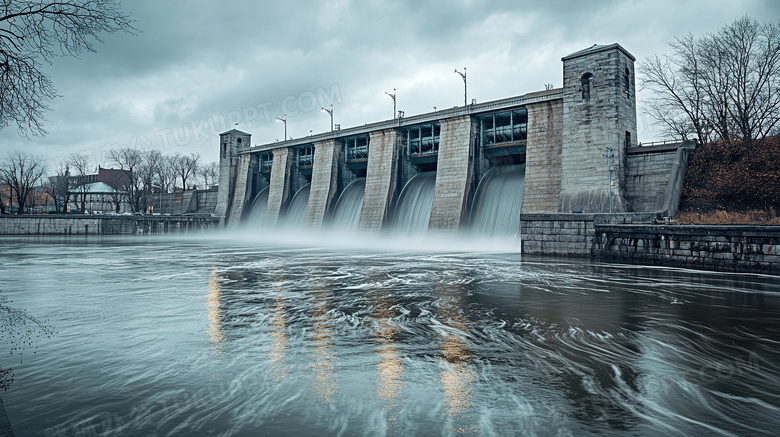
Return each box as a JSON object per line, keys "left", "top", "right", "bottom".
{"left": 559, "top": 44, "right": 636, "bottom": 213}
{"left": 226, "top": 154, "right": 252, "bottom": 227}
{"left": 429, "top": 117, "right": 476, "bottom": 231}
{"left": 520, "top": 214, "right": 595, "bottom": 256}
{"left": 595, "top": 224, "right": 780, "bottom": 274}
{"left": 522, "top": 99, "right": 563, "bottom": 213}
{"left": 0, "top": 215, "right": 219, "bottom": 235}
{"left": 304, "top": 140, "right": 339, "bottom": 228}
{"left": 216, "top": 129, "right": 251, "bottom": 225}
{"left": 360, "top": 129, "right": 398, "bottom": 231}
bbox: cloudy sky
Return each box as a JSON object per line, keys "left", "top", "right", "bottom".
{"left": 2, "top": 0, "right": 778, "bottom": 169}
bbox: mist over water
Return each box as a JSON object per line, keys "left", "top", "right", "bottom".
{"left": 1, "top": 234, "right": 779, "bottom": 437}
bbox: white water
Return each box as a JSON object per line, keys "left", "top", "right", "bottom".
{"left": 470, "top": 165, "right": 525, "bottom": 237}
{"left": 245, "top": 188, "right": 269, "bottom": 227}
{"left": 330, "top": 178, "right": 365, "bottom": 230}
{"left": 392, "top": 172, "right": 436, "bottom": 235}
{"left": 281, "top": 184, "right": 310, "bottom": 228}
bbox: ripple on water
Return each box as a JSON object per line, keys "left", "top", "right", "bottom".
{"left": 1, "top": 237, "right": 779, "bottom": 436}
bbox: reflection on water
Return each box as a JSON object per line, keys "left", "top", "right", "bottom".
{"left": 270, "top": 293, "right": 289, "bottom": 381}
{"left": 372, "top": 292, "right": 404, "bottom": 433}
{"left": 311, "top": 285, "right": 338, "bottom": 404}
{"left": 206, "top": 270, "right": 225, "bottom": 355}
{"left": 1, "top": 236, "right": 779, "bottom": 436}
{"left": 436, "top": 284, "right": 474, "bottom": 434}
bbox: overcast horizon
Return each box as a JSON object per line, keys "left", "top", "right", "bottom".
{"left": 2, "top": 0, "right": 779, "bottom": 169}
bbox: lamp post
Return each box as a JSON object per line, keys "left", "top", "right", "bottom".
{"left": 454, "top": 67, "right": 467, "bottom": 106}
{"left": 321, "top": 104, "right": 334, "bottom": 132}
{"left": 276, "top": 114, "right": 287, "bottom": 141}
{"left": 384, "top": 88, "right": 396, "bottom": 119}
{"left": 604, "top": 147, "right": 615, "bottom": 214}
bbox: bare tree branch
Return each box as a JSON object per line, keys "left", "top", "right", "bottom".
{"left": 0, "top": 1, "right": 136, "bottom": 137}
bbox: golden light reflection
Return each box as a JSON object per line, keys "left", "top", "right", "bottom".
{"left": 311, "top": 287, "right": 338, "bottom": 403}
{"left": 207, "top": 270, "right": 225, "bottom": 355}
{"left": 373, "top": 293, "right": 404, "bottom": 433}
{"left": 439, "top": 299, "right": 475, "bottom": 434}
{"left": 270, "top": 294, "right": 289, "bottom": 381}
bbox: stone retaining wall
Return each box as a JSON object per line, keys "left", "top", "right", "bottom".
{"left": 595, "top": 224, "right": 780, "bottom": 274}
{"left": 0, "top": 215, "right": 219, "bottom": 235}
{"left": 519, "top": 214, "right": 595, "bottom": 255}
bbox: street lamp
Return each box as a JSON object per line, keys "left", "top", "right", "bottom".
{"left": 276, "top": 114, "right": 287, "bottom": 141}
{"left": 454, "top": 67, "right": 467, "bottom": 106}
{"left": 604, "top": 147, "right": 615, "bottom": 214}
{"left": 321, "top": 104, "right": 334, "bottom": 132}
{"left": 384, "top": 88, "right": 396, "bottom": 119}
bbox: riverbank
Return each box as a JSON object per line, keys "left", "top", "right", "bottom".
{"left": 0, "top": 215, "right": 219, "bottom": 235}
{"left": 520, "top": 214, "right": 780, "bottom": 275}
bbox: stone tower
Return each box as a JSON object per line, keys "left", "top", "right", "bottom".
{"left": 215, "top": 129, "right": 251, "bottom": 224}
{"left": 558, "top": 43, "right": 637, "bottom": 213}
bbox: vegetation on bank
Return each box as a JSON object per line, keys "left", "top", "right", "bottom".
{"left": 677, "top": 137, "right": 780, "bottom": 224}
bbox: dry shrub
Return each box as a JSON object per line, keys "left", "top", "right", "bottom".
{"left": 676, "top": 208, "right": 780, "bottom": 224}
{"left": 679, "top": 137, "right": 780, "bottom": 221}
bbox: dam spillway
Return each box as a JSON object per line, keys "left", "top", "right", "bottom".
{"left": 216, "top": 43, "right": 689, "bottom": 237}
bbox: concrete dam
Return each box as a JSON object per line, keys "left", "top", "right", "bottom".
{"left": 217, "top": 43, "right": 691, "bottom": 235}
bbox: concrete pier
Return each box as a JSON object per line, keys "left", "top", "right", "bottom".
{"left": 359, "top": 129, "right": 399, "bottom": 231}
{"left": 304, "top": 140, "right": 340, "bottom": 228}
{"left": 429, "top": 116, "right": 475, "bottom": 231}
{"left": 264, "top": 147, "right": 292, "bottom": 228}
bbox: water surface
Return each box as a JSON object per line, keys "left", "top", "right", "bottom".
{"left": 1, "top": 235, "right": 778, "bottom": 436}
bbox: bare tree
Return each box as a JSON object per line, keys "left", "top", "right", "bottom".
{"left": 154, "top": 154, "right": 177, "bottom": 214}
{"left": 67, "top": 152, "right": 92, "bottom": 213}
{"left": 0, "top": 182, "right": 8, "bottom": 214}
{"left": 640, "top": 17, "right": 780, "bottom": 148}
{"left": 42, "top": 160, "right": 70, "bottom": 213}
{"left": 100, "top": 169, "right": 127, "bottom": 213}
{"left": 139, "top": 149, "right": 163, "bottom": 213}
{"left": 107, "top": 147, "right": 142, "bottom": 212}
{"left": 156, "top": 154, "right": 177, "bottom": 193}
{"left": 0, "top": 150, "right": 47, "bottom": 214}
{"left": 172, "top": 153, "right": 200, "bottom": 190}
{"left": 0, "top": 1, "right": 135, "bottom": 137}
{"left": 198, "top": 161, "right": 219, "bottom": 188}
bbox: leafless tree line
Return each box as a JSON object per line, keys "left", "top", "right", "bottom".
{"left": 105, "top": 148, "right": 214, "bottom": 213}
{"left": 0, "top": 148, "right": 219, "bottom": 214}
{"left": 640, "top": 16, "right": 780, "bottom": 149}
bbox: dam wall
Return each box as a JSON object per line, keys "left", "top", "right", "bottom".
{"left": 218, "top": 43, "right": 694, "bottom": 239}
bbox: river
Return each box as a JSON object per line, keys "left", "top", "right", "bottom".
{"left": 1, "top": 233, "right": 778, "bottom": 436}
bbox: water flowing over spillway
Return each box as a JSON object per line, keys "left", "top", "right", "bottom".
{"left": 471, "top": 165, "right": 525, "bottom": 237}
{"left": 281, "top": 184, "right": 310, "bottom": 228}
{"left": 393, "top": 171, "right": 436, "bottom": 234}
{"left": 330, "top": 178, "right": 365, "bottom": 230}
{"left": 246, "top": 188, "right": 269, "bottom": 227}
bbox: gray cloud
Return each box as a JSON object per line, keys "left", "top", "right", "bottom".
{"left": 2, "top": 0, "right": 778, "bottom": 168}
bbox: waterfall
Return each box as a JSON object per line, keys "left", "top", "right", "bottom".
{"left": 331, "top": 178, "right": 365, "bottom": 230}
{"left": 282, "top": 184, "right": 310, "bottom": 228}
{"left": 470, "top": 165, "right": 525, "bottom": 237}
{"left": 246, "top": 188, "right": 269, "bottom": 227}
{"left": 393, "top": 171, "right": 436, "bottom": 235}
